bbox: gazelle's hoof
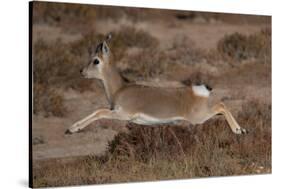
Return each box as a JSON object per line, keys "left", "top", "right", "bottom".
{"left": 235, "top": 128, "right": 248, "bottom": 135}
{"left": 65, "top": 129, "right": 73, "bottom": 135}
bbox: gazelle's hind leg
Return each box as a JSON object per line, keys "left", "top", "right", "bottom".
{"left": 210, "top": 102, "right": 247, "bottom": 134}
{"left": 65, "top": 108, "right": 128, "bottom": 134}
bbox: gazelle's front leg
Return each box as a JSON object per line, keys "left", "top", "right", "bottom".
{"left": 65, "top": 108, "right": 124, "bottom": 134}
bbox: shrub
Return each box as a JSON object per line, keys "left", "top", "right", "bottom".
{"left": 70, "top": 26, "right": 158, "bottom": 62}
{"left": 217, "top": 32, "right": 248, "bottom": 61}
{"left": 166, "top": 36, "right": 207, "bottom": 65}
{"left": 33, "top": 38, "right": 93, "bottom": 91}
{"left": 116, "top": 26, "right": 159, "bottom": 49}
{"left": 33, "top": 39, "right": 93, "bottom": 116}
{"left": 33, "top": 1, "right": 96, "bottom": 31}
{"left": 236, "top": 100, "right": 271, "bottom": 165}
{"left": 120, "top": 36, "right": 207, "bottom": 80}
{"left": 107, "top": 124, "right": 195, "bottom": 162}
{"left": 122, "top": 48, "right": 167, "bottom": 79}
{"left": 33, "top": 83, "right": 67, "bottom": 117}
{"left": 217, "top": 28, "right": 271, "bottom": 63}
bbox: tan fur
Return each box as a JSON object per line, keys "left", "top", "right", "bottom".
{"left": 66, "top": 36, "right": 246, "bottom": 135}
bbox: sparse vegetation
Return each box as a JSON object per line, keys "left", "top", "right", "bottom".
{"left": 217, "top": 28, "right": 271, "bottom": 63}
{"left": 121, "top": 36, "right": 207, "bottom": 80}
{"left": 33, "top": 39, "right": 93, "bottom": 116}
{"left": 117, "top": 26, "right": 159, "bottom": 48}
{"left": 70, "top": 26, "right": 158, "bottom": 62}
{"left": 33, "top": 98, "right": 271, "bottom": 187}
{"left": 122, "top": 48, "right": 167, "bottom": 79}
{"left": 167, "top": 36, "right": 207, "bottom": 65}
{"left": 33, "top": 83, "right": 67, "bottom": 117}
{"left": 33, "top": 1, "right": 97, "bottom": 31}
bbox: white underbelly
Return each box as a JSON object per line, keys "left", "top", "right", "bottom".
{"left": 130, "top": 114, "right": 184, "bottom": 125}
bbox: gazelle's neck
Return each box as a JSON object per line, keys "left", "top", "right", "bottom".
{"left": 101, "top": 65, "right": 124, "bottom": 108}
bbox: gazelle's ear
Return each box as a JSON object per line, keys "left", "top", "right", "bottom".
{"left": 102, "top": 41, "right": 110, "bottom": 54}
{"left": 105, "top": 33, "right": 112, "bottom": 42}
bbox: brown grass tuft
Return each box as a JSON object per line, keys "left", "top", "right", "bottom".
{"left": 33, "top": 39, "right": 93, "bottom": 116}
{"left": 217, "top": 28, "right": 271, "bottom": 63}
{"left": 32, "top": 99, "right": 271, "bottom": 187}
{"left": 107, "top": 124, "right": 195, "bottom": 162}
{"left": 116, "top": 26, "right": 159, "bottom": 49}
{"left": 122, "top": 49, "right": 167, "bottom": 79}
{"left": 33, "top": 1, "right": 96, "bottom": 32}
{"left": 33, "top": 83, "right": 67, "bottom": 117}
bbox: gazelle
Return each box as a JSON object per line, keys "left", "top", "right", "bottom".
{"left": 65, "top": 35, "right": 247, "bottom": 135}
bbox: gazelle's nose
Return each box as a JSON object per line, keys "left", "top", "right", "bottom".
{"left": 80, "top": 69, "right": 83, "bottom": 74}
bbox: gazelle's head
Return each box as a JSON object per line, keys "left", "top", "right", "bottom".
{"left": 80, "top": 34, "right": 112, "bottom": 80}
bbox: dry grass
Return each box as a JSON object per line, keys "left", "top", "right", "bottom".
{"left": 33, "top": 1, "right": 97, "bottom": 32}
{"left": 33, "top": 39, "right": 93, "bottom": 116}
{"left": 33, "top": 83, "right": 67, "bottom": 117}
{"left": 121, "top": 36, "right": 207, "bottom": 80}
{"left": 217, "top": 28, "right": 271, "bottom": 63}
{"left": 122, "top": 48, "right": 167, "bottom": 79}
{"left": 33, "top": 39, "right": 89, "bottom": 90}
{"left": 32, "top": 99, "right": 271, "bottom": 187}
{"left": 166, "top": 36, "right": 207, "bottom": 65}
{"left": 70, "top": 26, "right": 158, "bottom": 61}
{"left": 33, "top": 2, "right": 270, "bottom": 27}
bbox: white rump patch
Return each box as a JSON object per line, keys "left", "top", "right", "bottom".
{"left": 192, "top": 85, "right": 210, "bottom": 97}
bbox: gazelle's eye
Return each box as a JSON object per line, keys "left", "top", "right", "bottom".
{"left": 93, "top": 59, "right": 99, "bottom": 65}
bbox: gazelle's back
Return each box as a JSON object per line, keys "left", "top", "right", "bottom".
{"left": 114, "top": 84, "right": 202, "bottom": 119}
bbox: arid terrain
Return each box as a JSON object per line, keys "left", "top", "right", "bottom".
{"left": 31, "top": 2, "right": 271, "bottom": 187}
